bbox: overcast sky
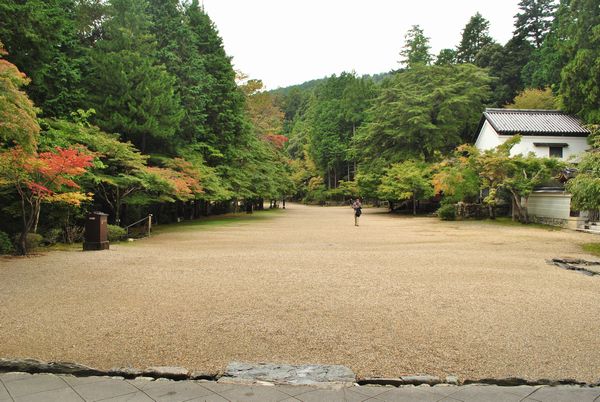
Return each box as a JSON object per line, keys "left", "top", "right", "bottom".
{"left": 202, "top": 0, "right": 521, "bottom": 90}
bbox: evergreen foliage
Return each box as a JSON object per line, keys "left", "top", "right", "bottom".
{"left": 456, "top": 12, "right": 495, "bottom": 63}
{"left": 85, "top": 0, "right": 183, "bottom": 153}
{"left": 399, "top": 25, "right": 432, "bottom": 68}
{"left": 558, "top": 0, "right": 600, "bottom": 123}
{"left": 514, "top": 0, "right": 557, "bottom": 48}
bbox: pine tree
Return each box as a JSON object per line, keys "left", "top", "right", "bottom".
{"left": 514, "top": 0, "right": 557, "bottom": 48}
{"left": 399, "top": 25, "right": 432, "bottom": 68}
{"left": 456, "top": 12, "right": 495, "bottom": 63}
{"left": 85, "top": 0, "right": 183, "bottom": 153}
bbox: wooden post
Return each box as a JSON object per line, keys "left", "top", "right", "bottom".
{"left": 148, "top": 214, "right": 153, "bottom": 237}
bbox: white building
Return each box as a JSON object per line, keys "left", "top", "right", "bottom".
{"left": 474, "top": 108, "right": 591, "bottom": 229}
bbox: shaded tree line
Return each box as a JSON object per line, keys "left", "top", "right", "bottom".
{"left": 0, "top": 0, "right": 292, "bottom": 254}
{"left": 279, "top": 0, "right": 599, "bottom": 218}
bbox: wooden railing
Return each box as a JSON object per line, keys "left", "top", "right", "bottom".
{"left": 124, "top": 214, "right": 153, "bottom": 238}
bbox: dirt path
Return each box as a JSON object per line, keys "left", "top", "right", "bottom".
{"left": 1, "top": 204, "right": 599, "bottom": 382}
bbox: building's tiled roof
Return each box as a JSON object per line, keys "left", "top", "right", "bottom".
{"left": 482, "top": 108, "right": 590, "bottom": 137}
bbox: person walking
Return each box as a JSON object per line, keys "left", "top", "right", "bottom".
{"left": 352, "top": 198, "right": 362, "bottom": 226}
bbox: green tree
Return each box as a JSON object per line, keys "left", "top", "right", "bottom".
{"left": 514, "top": 0, "right": 557, "bottom": 48}
{"left": 399, "top": 25, "right": 432, "bottom": 68}
{"left": 432, "top": 145, "right": 481, "bottom": 204}
{"left": 559, "top": 0, "right": 600, "bottom": 123}
{"left": 185, "top": 0, "right": 246, "bottom": 159}
{"left": 456, "top": 12, "right": 495, "bottom": 63}
{"left": 0, "top": 0, "right": 85, "bottom": 117}
{"left": 0, "top": 42, "right": 40, "bottom": 151}
{"left": 147, "top": 0, "right": 213, "bottom": 153}
{"left": 521, "top": 0, "right": 570, "bottom": 89}
{"left": 506, "top": 87, "right": 557, "bottom": 109}
{"left": 475, "top": 37, "right": 533, "bottom": 106}
{"left": 566, "top": 127, "right": 600, "bottom": 217}
{"left": 85, "top": 0, "right": 183, "bottom": 153}
{"left": 356, "top": 64, "right": 492, "bottom": 165}
{"left": 305, "top": 73, "right": 375, "bottom": 189}
{"left": 378, "top": 160, "right": 434, "bottom": 215}
{"left": 435, "top": 49, "right": 457, "bottom": 65}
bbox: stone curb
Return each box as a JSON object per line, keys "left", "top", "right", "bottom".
{"left": 463, "top": 377, "right": 589, "bottom": 387}
{"left": 0, "top": 359, "right": 218, "bottom": 382}
{"left": 1, "top": 358, "right": 597, "bottom": 388}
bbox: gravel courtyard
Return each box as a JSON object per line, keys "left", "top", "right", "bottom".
{"left": 1, "top": 204, "right": 599, "bottom": 382}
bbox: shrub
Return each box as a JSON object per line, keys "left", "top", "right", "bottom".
{"left": 43, "top": 228, "right": 63, "bottom": 245}
{"left": 14, "top": 233, "right": 44, "bottom": 252}
{"left": 107, "top": 224, "right": 126, "bottom": 242}
{"left": 64, "top": 225, "right": 84, "bottom": 243}
{"left": 0, "top": 231, "right": 14, "bottom": 255}
{"left": 437, "top": 204, "right": 456, "bottom": 221}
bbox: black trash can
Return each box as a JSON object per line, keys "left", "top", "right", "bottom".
{"left": 83, "top": 212, "right": 109, "bottom": 251}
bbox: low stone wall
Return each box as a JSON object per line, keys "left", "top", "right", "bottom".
{"left": 529, "top": 215, "right": 569, "bottom": 227}
{"left": 456, "top": 203, "right": 489, "bottom": 220}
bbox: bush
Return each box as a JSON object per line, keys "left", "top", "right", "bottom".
{"left": 437, "top": 204, "right": 456, "bottom": 221}
{"left": 43, "top": 228, "right": 63, "bottom": 245}
{"left": 107, "top": 224, "right": 126, "bottom": 242}
{"left": 64, "top": 225, "right": 84, "bottom": 243}
{"left": 0, "top": 231, "right": 14, "bottom": 255}
{"left": 13, "top": 233, "right": 44, "bottom": 252}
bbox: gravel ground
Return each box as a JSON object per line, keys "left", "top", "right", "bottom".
{"left": 1, "top": 204, "right": 599, "bottom": 382}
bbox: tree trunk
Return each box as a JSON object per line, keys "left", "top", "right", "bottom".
{"left": 413, "top": 194, "right": 417, "bottom": 216}
{"left": 489, "top": 205, "right": 496, "bottom": 220}
{"left": 33, "top": 204, "right": 41, "bottom": 234}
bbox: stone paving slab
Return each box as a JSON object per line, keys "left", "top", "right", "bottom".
{"left": 222, "top": 362, "right": 356, "bottom": 385}
{"left": 1, "top": 373, "right": 600, "bottom": 402}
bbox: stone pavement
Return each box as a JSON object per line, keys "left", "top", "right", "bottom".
{"left": 1, "top": 373, "right": 600, "bottom": 402}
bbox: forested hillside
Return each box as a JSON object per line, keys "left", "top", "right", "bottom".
{"left": 275, "top": 0, "right": 599, "bottom": 209}
{"left": 0, "top": 0, "right": 598, "bottom": 254}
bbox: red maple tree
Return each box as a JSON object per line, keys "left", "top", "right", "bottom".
{"left": 0, "top": 146, "right": 94, "bottom": 254}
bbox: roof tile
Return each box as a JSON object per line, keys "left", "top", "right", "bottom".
{"left": 483, "top": 109, "right": 589, "bottom": 136}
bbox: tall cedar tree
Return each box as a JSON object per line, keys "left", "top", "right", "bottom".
{"left": 399, "top": 25, "right": 432, "bottom": 68}
{"left": 0, "top": 0, "right": 84, "bottom": 117}
{"left": 475, "top": 36, "right": 533, "bottom": 106}
{"left": 147, "top": 0, "right": 212, "bottom": 152}
{"left": 85, "top": 0, "right": 183, "bottom": 153}
{"left": 514, "top": 0, "right": 557, "bottom": 48}
{"left": 456, "top": 12, "right": 495, "bottom": 64}
{"left": 184, "top": 0, "right": 246, "bottom": 161}
{"left": 559, "top": 0, "right": 600, "bottom": 123}
{"left": 521, "top": 0, "right": 570, "bottom": 89}
{"left": 306, "top": 73, "right": 375, "bottom": 188}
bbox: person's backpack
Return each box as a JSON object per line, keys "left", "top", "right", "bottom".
{"left": 355, "top": 207, "right": 362, "bottom": 217}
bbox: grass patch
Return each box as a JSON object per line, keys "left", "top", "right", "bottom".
{"left": 149, "top": 208, "right": 283, "bottom": 236}
{"left": 582, "top": 243, "right": 600, "bottom": 257}
{"left": 478, "top": 217, "right": 562, "bottom": 231}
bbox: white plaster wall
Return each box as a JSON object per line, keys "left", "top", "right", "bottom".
{"left": 527, "top": 193, "right": 571, "bottom": 220}
{"left": 505, "top": 135, "right": 589, "bottom": 162}
{"left": 474, "top": 121, "right": 503, "bottom": 150}
{"left": 474, "top": 120, "right": 590, "bottom": 161}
